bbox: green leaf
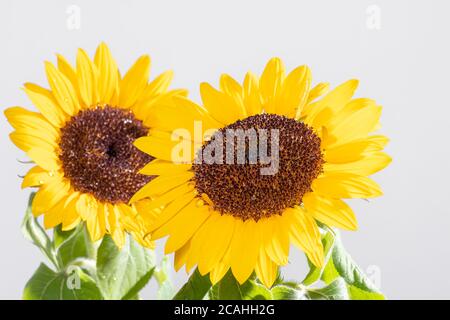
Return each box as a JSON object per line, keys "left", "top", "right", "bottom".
{"left": 173, "top": 269, "right": 212, "bottom": 300}
{"left": 210, "top": 271, "right": 272, "bottom": 300}
{"left": 21, "top": 193, "right": 59, "bottom": 269}
{"left": 348, "top": 285, "right": 385, "bottom": 300}
{"left": 96, "top": 235, "right": 156, "bottom": 300}
{"left": 271, "top": 285, "right": 302, "bottom": 300}
{"left": 23, "top": 263, "right": 102, "bottom": 300}
{"left": 53, "top": 225, "right": 77, "bottom": 248}
{"left": 302, "top": 231, "right": 335, "bottom": 285}
{"left": 154, "top": 256, "right": 175, "bottom": 300}
{"left": 321, "top": 232, "right": 385, "bottom": 300}
{"left": 56, "top": 225, "right": 95, "bottom": 268}
{"left": 306, "top": 278, "right": 349, "bottom": 300}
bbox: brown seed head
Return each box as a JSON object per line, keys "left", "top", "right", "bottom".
{"left": 192, "top": 114, "right": 324, "bottom": 221}
{"left": 58, "top": 105, "right": 153, "bottom": 204}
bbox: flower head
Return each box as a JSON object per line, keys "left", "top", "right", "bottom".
{"left": 5, "top": 43, "right": 185, "bottom": 248}
{"left": 133, "top": 58, "right": 391, "bottom": 287}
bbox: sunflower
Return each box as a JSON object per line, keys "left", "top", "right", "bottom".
{"left": 5, "top": 43, "right": 185, "bottom": 248}
{"left": 131, "top": 58, "right": 391, "bottom": 287}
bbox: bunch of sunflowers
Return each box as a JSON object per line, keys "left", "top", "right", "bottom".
{"left": 5, "top": 43, "right": 390, "bottom": 300}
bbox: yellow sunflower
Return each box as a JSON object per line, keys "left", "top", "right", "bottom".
{"left": 5, "top": 42, "right": 185, "bottom": 248}
{"left": 131, "top": 58, "right": 391, "bottom": 287}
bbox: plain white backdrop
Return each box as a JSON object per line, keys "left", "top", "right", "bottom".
{"left": 1, "top": 0, "right": 449, "bottom": 299}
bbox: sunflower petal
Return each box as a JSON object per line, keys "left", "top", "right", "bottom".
{"left": 163, "top": 202, "right": 210, "bottom": 253}
{"left": 312, "top": 173, "right": 383, "bottom": 199}
{"left": 148, "top": 191, "right": 197, "bottom": 233}
{"left": 259, "top": 57, "right": 285, "bottom": 114}
{"left": 27, "top": 147, "right": 60, "bottom": 171}
{"left": 32, "top": 178, "right": 70, "bottom": 216}
{"left": 45, "top": 61, "right": 79, "bottom": 115}
{"left": 130, "top": 172, "right": 194, "bottom": 203}
{"left": 192, "top": 213, "right": 236, "bottom": 275}
{"left": 21, "top": 166, "right": 54, "bottom": 189}
{"left": 277, "top": 65, "right": 311, "bottom": 117}
{"left": 303, "top": 193, "right": 358, "bottom": 230}
{"left": 23, "top": 84, "right": 66, "bottom": 127}
{"left": 94, "top": 42, "right": 119, "bottom": 103}
{"left": 200, "top": 82, "right": 245, "bottom": 125}
{"left": 243, "top": 72, "right": 262, "bottom": 116}
{"left": 4, "top": 107, "right": 59, "bottom": 141}
{"left": 255, "top": 248, "right": 278, "bottom": 288}
{"left": 286, "top": 207, "right": 324, "bottom": 267}
{"left": 323, "top": 152, "right": 392, "bottom": 176}
{"left": 119, "top": 55, "right": 151, "bottom": 108}
{"left": 76, "top": 48, "right": 99, "bottom": 108}
{"left": 230, "top": 219, "right": 261, "bottom": 284}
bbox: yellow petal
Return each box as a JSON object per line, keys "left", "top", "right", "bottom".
{"left": 32, "top": 178, "right": 70, "bottom": 216}
{"left": 285, "top": 206, "right": 324, "bottom": 267}
{"left": 243, "top": 72, "right": 262, "bottom": 116}
{"left": 277, "top": 65, "right": 311, "bottom": 117}
{"left": 303, "top": 193, "right": 358, "bottom": 230}
{"left": 23, "top": 84, "right": 66, "bottom": 127}
{"left": 210, "top": 264, "right": 229, "bottom": 285}
{"left": 9, "top": 132, "right": 55, "bottom": 153}
{"left": 324, "top": 103, "right": 382, "bottom": 146}
{"left": 144, "top": 70, "right": 174, "bottom": 98}
{"left": 325, "top": 135, "right": 389, "bottom": 163}
{"left": 138, "top": 183, "right": 194, "bottom": 211}
{"left": 27, "top": 147, "right": 60, "bottom": 172}
{"left": 312, "top": 172, "right": 383, "bottom": 199}
{"left": 261, "top": 216, "right": 289, "bottom": 265}
{"left": 21, "top": 166, "right": 54, "bottom": 189}
{"left": 132, "top": 71, "right": 176, "bottom": 120}
{"left": 76, "top": 48, "right": 99, "bottom": 108}
{"left": 220, "top": 74, "right": 246, "bottom": 116}
{"left": 4, "top": 107, "right": 59, "bottom": 141}
{"left": 148, "top": 192, "right": 197, "bottom": 233}
{"left": 192, "top": 213, "right": 236, "bottom": 275}
{"left": 146, "top": 95, "right": 221, "bottom": 140}
{"left": 44, "top": 196, "right": 66, "bottom": 229}
{"left": 174, "top": 241, "right": 191, "bottom": 271}
{"left": 163, "top": 202, "right": 210, "bottom": 253}
{"left": 323, "top": 152, "right": 392, "bottom": 176}
{"left": 306, "top": 82, "right": 329, "bottom": 105}
{"left": 230, "top": 219, "right": 261, "bottom": 284}
{"left": 255, "top": 248, "right": 278, "bottom": 288}
{"left": 57, "top": 54, "right": 78, "bottom": 91}
{"left": 259, "top": 57, "right": 285, "bottom": 114}
{"left": 134, "top": 134, "right": 195, "bottom": 163}
{"left": 139, "top": 159, "right": 191, "bottom": 176}
{"left": 302, "top": 79, "right": 358, "bottom": 124}
{"left": 94, "top": 42, "right": 119, "bottom": 103}
{"left": 209, "top": 243, "right": 233, "bottom": 284}
{"left": 130, "top": 172, "right": 193, "bottom": 203}
{"left": 119, "top": 55, "right": 151, "bottom": 108}
{"left": 110, "top": 205, "right": 126, "bottom": 248}
{"left": 61, "top": 192, "right": 81, "bottom": 231}
{"left": 86, "top": 201, "right": 106, "bottom": 242}
{"left": 45, "top": 61, "right": 79, "bottom": 115}
{"left": 76, "top": 193, "right": 98, "bottom": 220}
{"left": 200, "top": 82, "right": 245, "bottom": 124}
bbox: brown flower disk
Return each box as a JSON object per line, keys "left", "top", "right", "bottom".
{"left": 59, "top": 105, "right": 153, "bottom": 204}
{"left": 193, "top": 114, "right": 324, "bottom": 221}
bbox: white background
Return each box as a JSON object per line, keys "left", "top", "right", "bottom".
{"left": 1, "top": 0, "right": 449, "bottom": 299}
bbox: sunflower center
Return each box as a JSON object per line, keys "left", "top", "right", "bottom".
{"left": 58, "top": 105, "right": 153, "bottom": 204}
{"left": 192, "top": 114, "right": 324, "bottom": 221}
